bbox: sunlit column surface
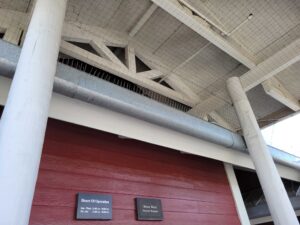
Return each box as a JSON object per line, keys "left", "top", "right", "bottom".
{"left": 0, "top": 0, "right": 67, "bottom": 224}
{"left": 227, "top": 77, "right": 299, "bottom": 225}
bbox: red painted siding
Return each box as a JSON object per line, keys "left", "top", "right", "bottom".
{"left": 29, "top": 119, "right": 241, "bottom": 225}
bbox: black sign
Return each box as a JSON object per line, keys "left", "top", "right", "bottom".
{"left": 76, "top": 193, "right": 112, "bottom": 220}
{"left": 136, "top": 198, "right": 163, "bottom": 221}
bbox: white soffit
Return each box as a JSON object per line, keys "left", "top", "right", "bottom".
{"left": 0, "top": 0, "right": 30, "bottom": 12}
{"left": 1, "top": 0, "right": 300, "bottom": 130}
{"left": 186, "top": 0, "right": 300, "bottom": 62}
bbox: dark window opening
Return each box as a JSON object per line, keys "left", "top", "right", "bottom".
{"left": 135, "top": 56, "right": 151, "bottom": 73}
{"left": 0, "top": 105, "right": 3, "bottom": 118}
{"left": 67, "top": 41, "right": 101, "bottom": 57}
{"left": 234, "top": 168, "right": 300, "bottom": 224}
{"left": 18, "top": 30, "right": 24, "bottom": 46}
{"left": 235, "top": 168, "right": 300, "bottom": 207}
{"left": 153, "top": 78, "right": 174, "bottom": 90}
{"left": 107, "top": 46, "right": 125, "bottom": 64}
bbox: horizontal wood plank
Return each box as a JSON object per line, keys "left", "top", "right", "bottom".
{"left": 30, "top": 119, "right": 240, "bottom": 225}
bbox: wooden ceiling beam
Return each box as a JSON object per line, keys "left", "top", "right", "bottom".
{"left": 137, "top": 70, "right": 164, "bottom": 79}
{"left": 241, "top": 38, "right": 300, "bottom": 91}
{"left": 190, "top": 38, "right": 300, "bottom": 115}
{"left": 125, "top": 45, "right": 136, "bottom": 73}
{"left": 90, "top": 40, "right": 126, "bottom": 69}
{"left": 165, "top": 75, "right": 200, "bottom": 103}
{"left": 129, "top": 3, "right": 158, "bottom": 37}
{"left": 209, "top": 111, "right": 235, "bottom": 131}
{"left": 151, "top": 0, "right": 256, "bottom": 69}
{"left": 262, "top": 77, "right": 300, "bottom": 111}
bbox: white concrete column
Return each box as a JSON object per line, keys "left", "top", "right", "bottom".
{"left": 227, "top": 77, "right": 299, "bottom": 225}
{"left": 0, "top": 0, "right": 67, "bottom": 225}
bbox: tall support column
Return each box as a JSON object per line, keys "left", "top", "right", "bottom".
{"left": 227, "top": 77, "right": 299, "bottom": 225}
{"left": 0, "top": 0, "right": 67, "bottom": 225}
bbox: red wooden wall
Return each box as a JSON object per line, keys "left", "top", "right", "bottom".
{"left": 29, "top": 119, "right": 241, "bottom": 225}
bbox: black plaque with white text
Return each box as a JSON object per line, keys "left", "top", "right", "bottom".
{"left": 136, "top": 198, "right": 163, "bottom": 221}
{"left": 76, "top": 193, "right": 112, "bottom": 220}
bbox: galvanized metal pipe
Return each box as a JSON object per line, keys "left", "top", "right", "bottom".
{"left": 0, "top": 42, "right": 300, "bottom": 171}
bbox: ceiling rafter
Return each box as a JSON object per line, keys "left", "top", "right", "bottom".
{"left": 89, "top": 40, "right": 127, "bottom": 69}
{"left": 158, "top": 42, "right": 211, "bottom": 83}
{"left": 151, "top": 0, "right": 256, "bottom": 69}
{"left": 209, "top": 111, "right": 235, "bottom": 131}
{"left": 62, "top": 23, "right": 202, "bottom": 105}
{"left": 177, "top": 0, "right": 227, "bottom": 35}
{"left": 188, "top": 90, "right": 227, "bottom": 115}
{"left": 164, "top": 75, "right": 200, "bottom": 103}
{"left": 1, "top": 4, "right": 299, "bottom": 132}
{"left": 241, "top": 38, "right": 300, "bottom": 92}
{"left": 132, "top": 41, "right": 200, "bottom": 104}
{"left": 63, "top": 22, "right": 129, "bottom": 47}
{"left": 190, "top": 38, "right": 300, "bottom": 116}
{"left": 129, "top": 3, "right": 158, "bottom": 37}
{"left": 0, "top": 9, "right": 28, "bottom": 29}
{"left": 0, "top": 8, "right": 28, "bottom": 46}
{"left": 3, "top": 27, "right": 23, "bottom": 45}
{"left": 0, "top": 8, "right": 200, "bottom": 107}
{"left": 262, "top": 77, "right": 300, "bottom": 112}
{"left": 137, "top": 70, "right": 164, "bottom": 79}
{"left": 125, "top": 45, "right": 136, "bottom": 72}
{"left": 0, "top": 10, "right": 209, "bottom": 110}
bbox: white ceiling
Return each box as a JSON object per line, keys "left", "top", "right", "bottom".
{"left": 186, "top": 0, "right": 300, "bottom": 62}
{"left": 0, "top": 0, "right": 30, "bottom": 12}
{"left": 66, "top": 0, "right": 151, "bottom": 32}
{"left": 1, "top": 0, "right": 299, "bottom": 130}
{"left": 276, "top": 61, "right": 300, "bottom": 100}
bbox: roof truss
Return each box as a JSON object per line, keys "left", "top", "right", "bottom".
{"left": 61, "top": 23, "right": 208, "bottom": 107}
{"left": 60, "top": 39, "right": 194, "bottom": 106}
{"left": 2, "top": 7, "right": 299, "bottom": 123}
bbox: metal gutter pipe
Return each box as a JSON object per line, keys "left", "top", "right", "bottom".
{"left": 0, "top": 58, "right": 246, "bottom": 150}
{"left": 0, "top": 41, "right": 299, "bottom": 170}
